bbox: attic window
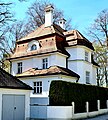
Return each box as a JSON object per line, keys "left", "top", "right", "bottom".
{"left": 31, "top": 44, "right": 37, "bottom": 51}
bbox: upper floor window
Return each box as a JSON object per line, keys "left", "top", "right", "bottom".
{"left": 85, "top": 51, "right": 89, "bottom": 61}
{"left": 33, "top": 81, "right": 42, "bottom": 94}
{"left": 42, "top": 58, "right": 48, "bottom": 69}
{"left": 17, "top": 62, "right": 22, "bottom": 74}
{"left": 86, "top": 71, "right": 90, "bottom": 84}
{"left": 31, "top": 44, "right": 37, "bottom": 51}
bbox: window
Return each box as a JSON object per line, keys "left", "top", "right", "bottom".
{"left": 42, "top": 58, "right": 48, "bottom": 69}
{"left": 33, "top": 81, "right": 42, "bottom": 94}
{"left": 17, "top": 62, "right": 22, "bottom": 74}
{"left": 86, "top": 71, "right": 90, "bottom": 84}
{"left": 31, "top": 44, "right": 37, "bottom": 51}
{"left": 85, "top": 51, "right": 89, "bottom": 61}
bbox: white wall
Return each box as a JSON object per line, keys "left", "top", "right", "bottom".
{"left": 0, "top": 88, "right": 30, "bottom": 120}
{"left": 47, "top": 106, "right": 72, "bottom": 119}
{"left": 11, "top": 52, "right": 67, "bottom": 76}
{"left": 66, "top": 46, "right": 92, "bottom": 62}
{"left": 66, "top": 46, "right": 96, "bottom": 85}
{"left": 49, "top": 53, "right": 66, "bottom": 68}
{"left": 68, "top": 60, "right": 96, "bottom": 85}
{"left": 11, "top": 58, "right": 34, "bottom": 76}
{"left": 20, "top": 75, "right": 77, "bottom": 98}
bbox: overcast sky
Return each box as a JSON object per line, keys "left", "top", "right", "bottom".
{"left": 4, "top": 0, "right": 108, "bottom": 35}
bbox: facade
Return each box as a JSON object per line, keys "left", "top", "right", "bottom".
{"left": 0, "top": 67, "right": 32, "bottom": 120}
{"left": 9, "top": 5, "right": 98, "bottom": 106}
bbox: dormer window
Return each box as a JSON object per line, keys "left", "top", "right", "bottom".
{"left": 28, "top": 40, "right": 40, "bottom": 51}
{"left": 31, "top": 44, "right": 37, "bottom": 51}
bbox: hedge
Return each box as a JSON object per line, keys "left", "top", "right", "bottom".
{"left": 49, "top": 81, "right": 108, "bottom": 113}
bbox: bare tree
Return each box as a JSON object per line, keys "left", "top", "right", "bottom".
{"left": 0, "top": 1, "right": 29, "bottom": 70}
{"left": 88, "top": 9, "right": 108, "bottom": 86}
{"left": 26, "top": 0, "right": 72, "bottom": 33}
{"left": 93, "top": 43, "right": 107, "bottom": 86}
{"left": 0, "top": 2, "right": 13, "bottom": 68}
{"left": 6, "top": 21, "right": 28, "bottom": 54}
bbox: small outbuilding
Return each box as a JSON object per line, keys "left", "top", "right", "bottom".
{"left": 0, "top": 67, "right": 32, "bottom": 120}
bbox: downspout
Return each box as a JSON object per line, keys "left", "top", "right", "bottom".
{"left": 9, "top": 59, "right": 12, "bottom": 74}
{"left": 66, "top": 56, "right": 69, "bottom": 69}
{"left": 76, "top": 77, "right": 79, "bottom": 83}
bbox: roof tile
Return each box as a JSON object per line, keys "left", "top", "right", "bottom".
{"left": 17, "top": 66, "right": 80, "bottom": 79}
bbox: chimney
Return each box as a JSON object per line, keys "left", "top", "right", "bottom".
{"left": 58, "top": 18, "right": 66, "bottom": 30}
{"left": 45, "top": 5, "right": 54, "bottom": 27}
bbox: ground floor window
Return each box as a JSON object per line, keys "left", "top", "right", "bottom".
{"left": 33, "top": 81, "right": 42, "bottom": 94}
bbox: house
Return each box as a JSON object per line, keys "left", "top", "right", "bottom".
{"left": 8, "top": 5, "right": 98, "bottom": 116}
{"left": 0, "top": 67, "right": 32, "bottom": 120}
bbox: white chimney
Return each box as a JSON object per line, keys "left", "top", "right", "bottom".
{"left": 45, "top": 5, "right": 54, "bottom": 27}
{"left": 58, "top": 18, "right": 66, "bottom": 30}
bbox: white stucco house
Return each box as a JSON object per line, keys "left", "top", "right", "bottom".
{"left": 8, "top": 5, "right": 98, "bottom": 119}
{"left": 0, "top": 67, "right": 32, "bottom": 120}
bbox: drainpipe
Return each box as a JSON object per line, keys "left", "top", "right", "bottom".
{"left": 9, "top": 60, "right": 12, "bottom": 74}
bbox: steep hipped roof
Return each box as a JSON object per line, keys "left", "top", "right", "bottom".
{"left": 16, "top": 65, "right": 80, "bottom": 79}
{"left": 0, "top": 67, "right": 32, "bottom": 90}
{"left": 17, "top": 24, "right": 94, "bottom": 50}
{"left": 17, "top": 24, "right": 65, "bottom": 43}
{"left": 8, "top": 23, "right": 69, "bottom": 60}
{"left": 64, "top": 30, "right": 94, "bottom": 50}
{"left": 9, "top": 23, "right": 94, "bottom": 60}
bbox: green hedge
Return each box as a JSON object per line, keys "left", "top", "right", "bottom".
{"left": 49, "top": 81, "right": 108, "bottom": 113}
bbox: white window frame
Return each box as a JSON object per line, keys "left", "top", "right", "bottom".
{"left": 85, "top": 51, "right": 89, "bottom": 61}
{"left": 42, "top": 58, "right": 48, "bottom": 69}
{"left": 86, "top": 71, "right": 90, "bottom": 84}
{"left": 17, "top": 62, "right": 22, "bottom": 74}
{"left": 33, "top": 81, "right": 42, "bottom": 94}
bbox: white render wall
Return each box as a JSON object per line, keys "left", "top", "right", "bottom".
{"left": 11, "top": 52, "right": 67, "bottom": 76}
{"left": 66, "top": 46, "right": 97, "bottom": 85}
{"left": 68, "top": 60, "right": 96, "bottom": 85}
{"left": 11, "top": 45, "right": 97, "bottom": 86}
{"left": 47, "top": 106, "right": 72, "bottom": 119}
{"left": 31, "top": 102, "right": 108, "bottom": 119}
{"left": 0, "top": 88, "right": 30, "bottom": 120}
{"left": 49, "top": 53, "right": 66, "bottom": 68}
{"left": 20, "top": 75, "right": 77, "bottom": 98}
{"left": 66, "top": 46, "right": 92, "bottom": 62}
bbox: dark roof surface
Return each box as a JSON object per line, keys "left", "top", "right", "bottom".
{"left": 17, "top": 65, "right": 80, "bottom": 79}
{"left": 0, "top": 67, "right": 32, "bottom": 90}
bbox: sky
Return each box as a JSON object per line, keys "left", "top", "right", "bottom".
{"left": 3, "top": 0, "right": 108, "bottom": 35}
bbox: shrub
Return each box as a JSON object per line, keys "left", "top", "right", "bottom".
{"left": 49, "top": 81, "right": 108, "bottom": 112}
